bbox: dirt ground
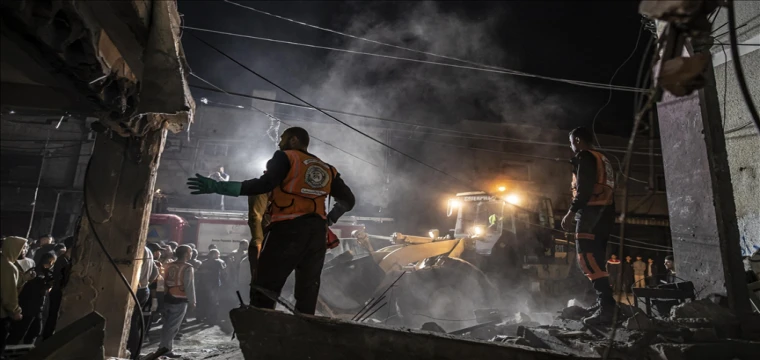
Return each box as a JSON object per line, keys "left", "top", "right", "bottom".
{"left": 140, "top": 320, "right": 244, "bottom": 360}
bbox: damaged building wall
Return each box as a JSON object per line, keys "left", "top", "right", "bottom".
{"left": 710, "top": 2, "right": 760, "bottom": 256}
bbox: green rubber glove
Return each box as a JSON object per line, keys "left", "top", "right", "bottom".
{"left": 187, "top": 173, "right": 242, "bottom": 196}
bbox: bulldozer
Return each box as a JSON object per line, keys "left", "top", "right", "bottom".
{"left": 314, "top": 190, "right": 585, "bottom": 331}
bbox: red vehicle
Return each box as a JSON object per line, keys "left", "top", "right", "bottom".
{"left": 149, "top": 208, "right": 392, "bottom": 255}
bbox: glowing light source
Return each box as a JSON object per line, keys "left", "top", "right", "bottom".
{"left": 200, "top": 97, "right": 208, "bottom": 105}
{"left": 497, "top": 186, "right": 506, "bottom": 192}
{"left": 472, "top": 226, "right": 483, "bottom": 236}
{"left": 449, "top": 199, "right": 461, "bottom": 208}
{"left": 505, "top": 194, "right": 520, "bottom": 205}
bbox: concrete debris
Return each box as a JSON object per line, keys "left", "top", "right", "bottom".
{"left": 650, "top": 341, "right": 760, "bottom": 360}
{"left": 670, "top": 299, "right": 737, "bottom": 324}
{"left": 559, "top": 306, "right": 588, "bottom": 321}
{"left": 22, "top": 311, "right": 105, "bottom": 360}
{"left": 421, "top": 322, "right": 446, "bottom": 333}
{"left": 625, "top": 312, "right": 654, "bottom": 331}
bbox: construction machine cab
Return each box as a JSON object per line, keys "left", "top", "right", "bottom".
{"left": 448, "top": 191, "right": 560, "bottom": 263}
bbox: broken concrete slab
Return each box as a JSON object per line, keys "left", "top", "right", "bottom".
{"left": 624, "top": 312, "right": 654, "bottom": 331}
{"left": 22, "top": 312, "right": 105, "bottom": 360}
{"left": 420, "top": 322, "right": 446, "bottom": 333}
{"left": 649, "top": 340, "right": 760, "bottom": 360}
{"left": 518, "top": 327, "right": 599, "bottom": 358}
{"left": 670, "top": 299, "right": 736, "bottom": 324}
{"left": 559, "top": 306, "right": 588, "bottom": 321}
{"left": 230, "top": 306, "right": 594, "bottom": 360}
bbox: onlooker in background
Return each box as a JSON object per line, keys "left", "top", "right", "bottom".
{"left": 207, "top": 244, "right": 218, "bottom": 252}
{"left": 7, "top": 252, "right": 56, "bottom": 345}
{"left": 1, "top": 236, "right": 28, "bottom": 354}
{"left": 17, "top": 243, "right": 35, "bottom": 274}
{"left": 126, "top": 246, "right": 157, "bottom": 357}
{"left": 167, "top": 242, "right": 179, "bottom": 256}
{"left": 159, "top": 245, "right": 196, "bottom": 358}
{"left": 238, "top": 255, "right": 252, "bottom": 304}
{"left": 623, "top": 256, "right": 634, "bottom": 293}
{"left": 42, "top": 236, "right": 73, "bottom": 340}
{"left": 646, "top": 257, "right": 659, "bottom": 287}
{"left": 227, "top": 240, "right": 249, "bottom": 288}
{"left": 196, "top": 249, "right": 226, "bottom": 324}
{"left": 606, "top": 254, "right": 621, "bottom": 293}
{"left": 161, "top": 246, "right": 175, "bottom": 267}
{"left": 32, "top": 235, "right": 55, "bottom": 265}
{"left": 208, "top": 166, "right": 230, "bottom": 210}
{"left": 53, "top": 243, "right": 66, "bottom": 258}
{"left": 189, "top": 249, "right": 202, "bottom": 269}
{"left": 664, "top": 255, "right": 677, "bottom": 283}
{"left": 147, "top": 243, "right": 168, "bottom": 325}
{"left": 633, "top": 256, "right": 647, "bottom": 288}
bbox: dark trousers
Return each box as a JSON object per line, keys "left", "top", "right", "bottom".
{"left": 575, "top": 206, "right": 616, "bottom": 306}
{"left": 126, "top": 287, "right": 150, "bottom": 357}
{"left": 6, "top": 301, "right": 43, "bottom": 345}
{"left": 251, "top": 216, "right": 326, "bottom": 315}
{"left": 42, "top": 289, "right": 62, "bottom": 340}
{"left": 1, "top": 317, "right": 12, "bottom": 356}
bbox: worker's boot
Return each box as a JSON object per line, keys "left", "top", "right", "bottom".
{"left": 582, "top": 302, "right": 615, "bottom": 326}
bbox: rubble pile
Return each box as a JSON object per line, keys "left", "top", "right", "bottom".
{"left": 423, "top": 300, "right": 760, "bottom": 359}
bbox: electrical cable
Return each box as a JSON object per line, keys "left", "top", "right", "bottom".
{"left": 603, "top": 89, "right": 659, "bottom": 360}
{"left": 182, "top": 26, "right": 647, "bottom": 93}
{"left": 189, "top": 75, "right": 382, "bottom": 168}
{"left": 187, "top": 32, "right": 471, "bottom": 187}
{"left": 726, "top": 0, "right": 760, "bottom": 135}
{"left": 81, "top": 143, "right": 145, "bottom": 360}
{"left": 220, "top": 0, "right": 651, "bottom": 93}
{"left": 592, "top": 22, "right": 645, "bottom": 147}
{"left": 193, "top": 83, "right": 664, "bottom": 155}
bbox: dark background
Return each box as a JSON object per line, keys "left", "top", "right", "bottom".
{"left": 179, "top": 0, "right": 651, "bottom": 136}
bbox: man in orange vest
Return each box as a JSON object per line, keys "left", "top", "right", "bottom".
{"left": 187, "top": 127, "right": 355, "bottom": 315}
{"left": 561, "top": 127, "right": 617, "bottom": 325}
{"left": 159, "top": 245, "right": 195, "bottom": 358}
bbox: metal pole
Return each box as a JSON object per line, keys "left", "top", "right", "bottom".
{"left": 49, "top": 191, "right": 62, "bottom": 235}
{"left": 27, "top": 130, "right": 51, "bottom": 238}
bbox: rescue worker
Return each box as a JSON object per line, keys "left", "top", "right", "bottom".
{"left": 187, "top": 127, "right": 355, "bottom": 315}
{"left": 561, "top": 127, "right": 616, "bottom": 325}
{"left": 159, "top": 245, "right": 195, "bottom": 358}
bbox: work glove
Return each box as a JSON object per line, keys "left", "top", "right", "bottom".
{"left": 187, "top": 173, "right": 242, "bottom": 196}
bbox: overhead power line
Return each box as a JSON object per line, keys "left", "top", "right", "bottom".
{"left": 592, "top": 21, "right": 645, "bottom": 148}
{"left": 190, "top": 84, "right": 661, "bottom": 156}
{"left": 190, "top": 72, "right": 381, "bottom": 168}
{"left": 187, "top": 32, "right": 470, "bottom": 186}
{"left": 221, "top": 0, "right": 650, "bottom": 93}
{"left": 182, "top": 26, "right": 646, "bottom": 93}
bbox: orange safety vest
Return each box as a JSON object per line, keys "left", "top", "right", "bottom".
{"left": 268, "top": 150, "right": 337, "bottom": 223}
{"left": 571, "top": 150, "right": 615, "bottom": 206}
{"left": 164, "top": 262, "right": 191, "bottom": 299}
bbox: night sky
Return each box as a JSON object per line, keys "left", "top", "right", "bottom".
{"left": 179, "top": 0, "right": 652, "bottom": 136}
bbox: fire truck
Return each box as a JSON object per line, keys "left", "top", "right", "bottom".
{"left": 147, "top": 208, "right": 392, "bottom": 255}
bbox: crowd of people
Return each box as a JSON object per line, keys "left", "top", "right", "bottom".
{"left": 127, "top": 239, "right": 251, "bottom": 358}
{"left": 606, "top": 253, "right": 677, "bottom": 294}
{"left": 0, "top": 233, "right": 251, "bottom": 359}
{"left": 1, "top": 235, "right": 73, "bottom": 356}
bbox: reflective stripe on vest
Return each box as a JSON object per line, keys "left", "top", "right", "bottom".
{"left": 164, "top": 263, "right": 190, "bottom": 299}
{"left": 268, "top": 150, "right": 337, "bottom": 223}
{"left": 571, "top": 150, "right": 615, "bottom": 206}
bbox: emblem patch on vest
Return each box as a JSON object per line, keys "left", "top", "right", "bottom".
{"left": 304, "top": 165, "right": 329, "bottom": 188}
